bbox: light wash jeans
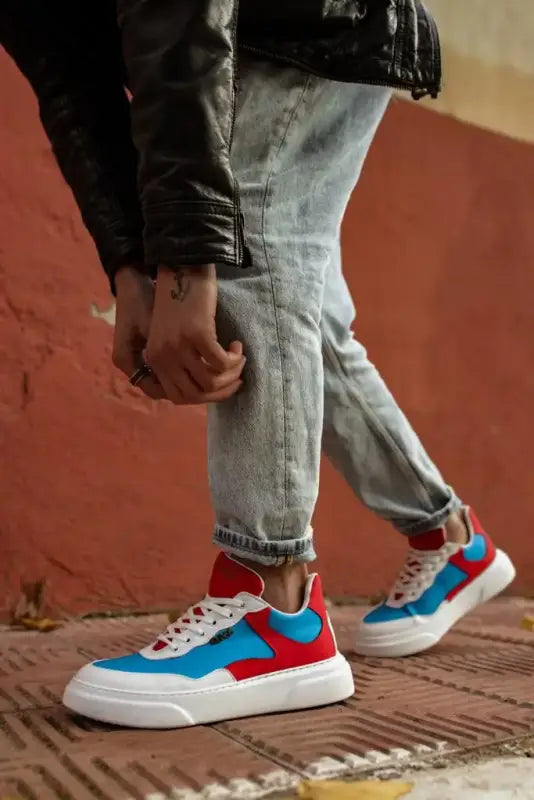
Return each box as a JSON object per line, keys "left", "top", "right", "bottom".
{"left": 208, "top": 57, "right": 461, "bottom": 565}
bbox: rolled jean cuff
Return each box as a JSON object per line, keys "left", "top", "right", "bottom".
{"left": 213, "top": 524, "right": 316, "bottom": 566}
{"left": 395, "top": 490, "right": 463, "bottom": 536}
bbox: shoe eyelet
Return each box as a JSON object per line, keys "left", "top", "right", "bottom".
{"left": 240, "top": 602, "right": 245, "bottom": 609}
{"left": 186, "top": 637, "right": 191, "bottom": 643}
{"left": 211, "top": 620, "right": 217, "bottom": 625}
{"left": 229, "top": 613, "right": 234, "bottom": 618}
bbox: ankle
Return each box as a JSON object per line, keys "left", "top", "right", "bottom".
{"left": 445, "top": 510, "right": 469, "bottom": 545}
{"left": 237, "top": 559, "right": 308, "bottom": 613}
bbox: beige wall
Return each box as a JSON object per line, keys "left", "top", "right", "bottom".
{"left": 421, "top": 0, "right": 534, "bottom": 143}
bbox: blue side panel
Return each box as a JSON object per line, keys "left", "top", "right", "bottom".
{"left": 463, "top": 534, "right": 487, "bottom": 562}
{"left": 95, "top": 619, "right": 274, "bottom": 677}
{"left": 268, "top": 608, "right": 322, "bottom": 643}
{"left": 364, "top": 562, "right": 468, "bottom": 623}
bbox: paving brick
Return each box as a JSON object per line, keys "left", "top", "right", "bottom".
{"left": 1, "top": 601, "right": 533, "bottom": 798}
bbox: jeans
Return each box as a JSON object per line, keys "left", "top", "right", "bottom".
{"left": 208, "top": 56, "right": 461, "bottom": 565}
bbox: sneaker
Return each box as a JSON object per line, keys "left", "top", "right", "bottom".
{"left": 63, "top": 553, "right": 354, "bottom": 728}
{"left": 354, "top": 507, "right": 516, "bottom": 657}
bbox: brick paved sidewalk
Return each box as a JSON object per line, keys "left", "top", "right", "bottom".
{"left": 1, "top": 599, "right": 533, "bottom": 799}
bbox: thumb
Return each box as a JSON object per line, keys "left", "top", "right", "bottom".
{"left": 228, "top": 340, "right": 243, "bottom": 357}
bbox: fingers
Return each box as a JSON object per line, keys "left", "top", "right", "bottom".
{"left": 144, "top": 343, "right": 245, "bottom": 405}
{"left": 228, "top": 340, "right": 243, "bottom": 356}
{"left": 136, "top": 374, "right": 166, "bottom": 401}
{"left": 155, "top": 363, "right": 243, "bottom": 405}
{"left": 112, "top": 347, "right": 166, "bottom": 401}
{"left": 197, "top": 335, "right": 243, "bottom": 372}
{"left": 153, "top": 369, "right": 186, "bottom": 406}
{"left": 142, "top": 321, "right": 246, "bottom": 405}
{"left": 172, "top": 365, "right": 207, "bottom": 404}
{"left": 202, "top": 379, "right": 244, "bottom": 403}
{"left": 184, "top": 348, "right": 246, "bottom": 393}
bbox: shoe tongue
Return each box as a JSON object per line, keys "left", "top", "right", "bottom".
{"left": 208, "top": 553, "right": 264, "bottom": 598}
{"left": 409, "top": 528, "right": 447, "bottom": 551}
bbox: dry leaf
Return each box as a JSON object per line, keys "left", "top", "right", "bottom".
{"left": 10, "top": 578, "right": 63, "bottom": 632}
{"left": 11, "top": 578, "right": 47, "bottom": 622}
{"left": 18, "top": 617, "right": 63, "bottom": 633}
{"left": 521, "top": 615, "right": 534, "bottom": 632}
{"left": 297, "top": 779, "right": 413, "bottom": 800}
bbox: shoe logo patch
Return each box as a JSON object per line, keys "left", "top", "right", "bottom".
{"left": 209, "top": 628, "right": 234, "bottom": 645}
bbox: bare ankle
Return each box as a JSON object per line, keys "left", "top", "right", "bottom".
{"left": 445, "top": 510, "right": 469, "bottom": 545}
{"left": 237, "top": 559, "right": 308, "bottom": 613}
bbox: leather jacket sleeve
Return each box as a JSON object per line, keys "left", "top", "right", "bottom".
{"left": 0, "top": 1, "right": 145, "bottom": 293}
{"left": 118, "top": 0, "right": 248, "bottom": 270}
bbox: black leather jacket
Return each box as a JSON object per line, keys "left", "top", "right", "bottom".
{"left": 1, "top": 1, "right": 440, "bottom": 290}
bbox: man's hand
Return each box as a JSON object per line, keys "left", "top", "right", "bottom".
{"left": 113, "top": 267, "right": 165, "bottom": 400}
{"left": 144, "top": 264, "right": 245, "bottom": 405}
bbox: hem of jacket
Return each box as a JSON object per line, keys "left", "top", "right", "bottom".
{"left": 143, "top": 200, "right": 243, "bottom": 269}
{"left": 142, "top": 251, "right": 244, "bottom": 270}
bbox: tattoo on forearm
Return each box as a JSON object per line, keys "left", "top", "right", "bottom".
{"left": 170, "top": 269, "right": 191, "bottom": 302}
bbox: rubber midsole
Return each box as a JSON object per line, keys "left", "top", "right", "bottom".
{"left": 63, "top": 653, "right": 355, "bottom": 728}
{"left": 355, "top": 549, "right": 515, "bottom": 656}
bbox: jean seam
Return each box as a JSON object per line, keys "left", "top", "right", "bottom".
{"left": 322, "top": 333, "right": 435, "bottom": 510}
{"left": 260, "top": 72, "right": 315, "bottom": 542}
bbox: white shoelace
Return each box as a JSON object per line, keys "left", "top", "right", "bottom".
{"left": 156, "top": 596, "right": 245, "bottom": 651}
{"left": 387, "top": 544, "right": 458, "bottom": 607}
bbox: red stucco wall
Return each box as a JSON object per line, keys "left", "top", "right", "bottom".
{"left": 1, "top": 49, "right": 534, "bottom": 619}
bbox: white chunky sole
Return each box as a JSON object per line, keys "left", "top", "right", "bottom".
{"left": 63, "top": 652, "right": 354, "bottom": 729}
{"left": 355, "top": 549, "right": 516, "bottom": 658}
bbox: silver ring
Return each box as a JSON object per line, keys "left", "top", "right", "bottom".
{"left": 129, "top": 363, "right": 153, "bottom": 387}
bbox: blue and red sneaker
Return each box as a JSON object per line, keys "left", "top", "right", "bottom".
{"left": 354, "top": 507, "right": 515, "bottom": 658}
{"left": 63, "top": 553, "right": 354, "bottom": 728}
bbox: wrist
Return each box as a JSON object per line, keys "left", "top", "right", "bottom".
{"left": 115, "top": 265, "right": 150, "bottom": 292}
